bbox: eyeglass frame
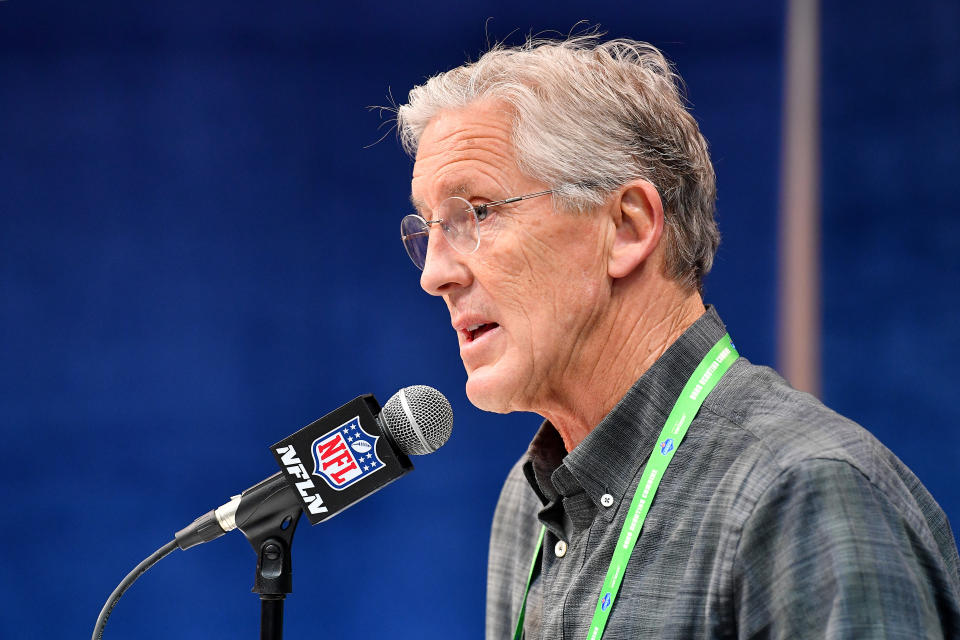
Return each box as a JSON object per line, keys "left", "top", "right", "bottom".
{"left": 400, "top": 189, "right": 556, "bottom": 270}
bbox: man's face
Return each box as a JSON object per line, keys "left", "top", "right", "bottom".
{"left": 410, "top": 100, "right": 611, "bottom": 414}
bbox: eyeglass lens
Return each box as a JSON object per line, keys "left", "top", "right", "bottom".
{"left": 400, "top": 215, "right": 429, "bottom": 269}
{"left": 400, "top": 196, "right": 480, "bottom": 270}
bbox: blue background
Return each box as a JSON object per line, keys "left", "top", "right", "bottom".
{"left": 1, "top": 1, "right": 957, "bottom": 638}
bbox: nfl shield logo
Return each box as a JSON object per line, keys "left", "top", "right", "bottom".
{"left": 311, "top": 416, "right": 384, "bottom": 490}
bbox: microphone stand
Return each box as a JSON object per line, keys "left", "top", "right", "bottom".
{"left": 235, "top": 473, "right": 304, "bottom": 640}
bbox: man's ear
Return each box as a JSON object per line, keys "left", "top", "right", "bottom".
{"left": 608, "top": 180, "right": 665, "bottom": 279}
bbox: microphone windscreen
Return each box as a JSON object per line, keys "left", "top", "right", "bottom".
{"left": 381, "top": 385, "right": 453, "bottom": 455}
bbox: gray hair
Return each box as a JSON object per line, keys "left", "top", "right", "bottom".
{"left": 396, "top": 34, "right": 719, "bottom": 291}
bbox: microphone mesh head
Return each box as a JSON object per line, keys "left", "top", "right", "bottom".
{"left": 381, "top": 385, "right": 453, "bottom": 455}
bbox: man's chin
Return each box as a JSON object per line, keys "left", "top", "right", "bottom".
{"left": 464, "top": 368, "right": 518, "bottom": 414}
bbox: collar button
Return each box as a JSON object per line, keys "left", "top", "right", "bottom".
{"left": 554, "top": 540, "right": 567, "bottom": 558}
{"left": 600, "top": 493, "right": 615, "bottom": 508}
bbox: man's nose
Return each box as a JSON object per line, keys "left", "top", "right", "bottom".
{"left": 420, "top": 225, "right": 471, "bottom": 296}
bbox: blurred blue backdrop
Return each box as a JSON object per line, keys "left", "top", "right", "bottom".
{"left": 1, "top": 1, "right": 957, "bottom": 638}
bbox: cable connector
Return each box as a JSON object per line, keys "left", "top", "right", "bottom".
{"left": 174, "top": 495, "right": 240, "bottom": 550}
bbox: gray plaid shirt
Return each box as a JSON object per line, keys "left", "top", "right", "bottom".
{"left": 486, "top": 307, "right": 960, "bottom": 639}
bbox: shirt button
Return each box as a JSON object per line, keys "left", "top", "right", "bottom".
{"left": 554, "top": 540, "right": 568, "bottom": 558}
{"left": 601, "top": 493, "right": 614, "bottom": 507}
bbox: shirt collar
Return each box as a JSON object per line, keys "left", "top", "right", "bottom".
{"left": 523, "top": 306, "right": 728, "bottom": 532}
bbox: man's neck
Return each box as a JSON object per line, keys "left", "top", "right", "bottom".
{"left": 537, "top": 281, "right": 706, "bottom": 452}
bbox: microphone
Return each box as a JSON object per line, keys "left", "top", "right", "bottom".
{"left": 174, "top": 385, "right": 453, "bottom": 550}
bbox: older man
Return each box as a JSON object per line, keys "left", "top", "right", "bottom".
{"left": 396, "top": 36, "right": 960, "bottom": 639}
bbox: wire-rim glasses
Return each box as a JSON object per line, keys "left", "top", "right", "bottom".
{"left": 400, "top": 189, "right": 555, "bottom": 270}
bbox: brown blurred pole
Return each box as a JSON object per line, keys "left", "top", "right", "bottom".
{"left": 779, "top": 0, "right": 821, "bottom": 395}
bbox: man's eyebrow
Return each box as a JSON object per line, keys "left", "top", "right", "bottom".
{"left": 409, "top": 183, "right": 474, "bottom": 212}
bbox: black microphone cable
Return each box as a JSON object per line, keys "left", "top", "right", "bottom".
{"left": 92, "top": 539, "right": 179, "bottom": 640}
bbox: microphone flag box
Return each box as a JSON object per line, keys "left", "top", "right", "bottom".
{"left": 271, "top": 394, "right": 413, "bottom": 524}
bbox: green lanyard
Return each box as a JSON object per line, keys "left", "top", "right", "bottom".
{"left": 513, "top": 334, "right": 738, "bottom": 640}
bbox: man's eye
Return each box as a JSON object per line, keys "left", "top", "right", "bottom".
{"left": 475, "top": 204, "right": 491, "bottom": 222}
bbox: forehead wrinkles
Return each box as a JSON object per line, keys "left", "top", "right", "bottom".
{"left": 411, "top": 107, "right": 519, "bottom": 209}
{"left": 413, "top": 133, "right": 516, "bottom": 188}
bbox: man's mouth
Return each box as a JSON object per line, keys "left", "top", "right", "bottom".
{"left": 465, "top": 322, "right": 499, "bottom": 342}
